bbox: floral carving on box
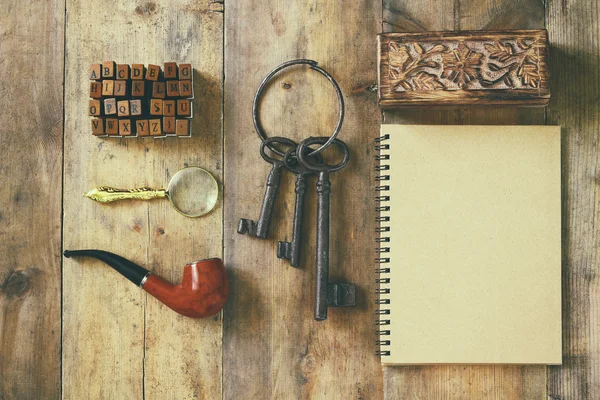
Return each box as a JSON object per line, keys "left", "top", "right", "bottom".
{"left": 387, "top": 38, "right": 542, "bottom": 92}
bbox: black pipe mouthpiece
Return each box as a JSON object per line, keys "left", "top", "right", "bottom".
{"left": 64, "top": 249, "right": 150, "bottom": 286}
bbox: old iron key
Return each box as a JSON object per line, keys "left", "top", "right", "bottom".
{"left": 297, "top": 137, "right": 355, "bottom": 321}
{"left": 238, "top": 137, "right": 297, "bottom": 239}
{"left": 277, "top": 148, "right": 321, "bottom": 267}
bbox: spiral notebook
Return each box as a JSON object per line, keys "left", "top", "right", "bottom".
{"left": 376, "top": 125, "right": 562, "bottom": 365}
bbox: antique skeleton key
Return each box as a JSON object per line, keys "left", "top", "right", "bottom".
{"left": 277, "top": 148, "right": 321, "bottom": 267}
{"left": 238, "top": 137, "right": 297, "bottom": 239}
{"left": 297, "top": 137, "right": 355, "bottom": 321}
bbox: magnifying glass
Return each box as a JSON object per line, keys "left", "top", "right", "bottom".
{"left": 84, "top": 166, "right": 219, "bottom": 218}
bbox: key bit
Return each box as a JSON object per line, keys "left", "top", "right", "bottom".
{"left": 237, "top": 218, "right": 259, "bottom": 236}
{"left": 327, "top": 283, "right": 356, "bottom": 307}
{"left": 276, "top": 241, "right": 292, "bottom": 260}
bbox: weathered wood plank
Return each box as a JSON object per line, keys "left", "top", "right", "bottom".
{"left": 63, "top": 1, "right": 223, "bottom": 398}
{"left": 0, "top": 0, "right": 64, "bottom": 398}
{"left": 382, "top": 0, "right": 548, "bottom": 399}
{"left": 547, "top": 0, "right": 600, "bottom": 398}
{"left": 144, "top": 6, "right": 224, "bottom": 400}
{"left": 223, "top": 1, "right": 383, "bottom": 398}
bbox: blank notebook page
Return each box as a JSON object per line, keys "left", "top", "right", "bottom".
{"left": 379, "top": 125, "right": 562, "bottom": 365}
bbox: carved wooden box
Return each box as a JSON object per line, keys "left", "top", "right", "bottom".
{"left": 377, "top": 30, "right": 549, "bottom": 108}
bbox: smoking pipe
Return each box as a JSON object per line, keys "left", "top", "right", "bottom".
{"left": 63, "top": 249, "right": 229, "bottom": 318}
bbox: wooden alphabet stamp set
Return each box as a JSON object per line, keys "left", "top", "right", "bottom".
{"left": 89, "top": 61, "right": 193, "bottom": 137}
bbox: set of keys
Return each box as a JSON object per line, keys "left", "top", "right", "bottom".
{"left": 238, "top": 136, "right": 356, "bottom": 320}
{"left": 237, "top": 59, "right": 356, "bottom": 321}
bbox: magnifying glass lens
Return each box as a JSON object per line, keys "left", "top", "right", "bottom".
{"left": 168, "top": 167, "right": 218, "bottom": 217}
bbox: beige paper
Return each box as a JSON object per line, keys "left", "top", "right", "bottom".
{"left": 379, "top": 125, "right": 562, "bottom": 365}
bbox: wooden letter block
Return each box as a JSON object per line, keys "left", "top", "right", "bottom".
{"left": 89, "top": 99, "right": 101, "bottom": 116}
{"left": 149, "top": 119, "right": 162, "bottom": 136}
{"left": 377, "top": 30, "right": 550, "bottom": 108}
{"left": 166, "top": 80, "right": 179, "bottom": 97}
{"left": 163, "top": 100, "right": 175, "bottom": 116}
{"left": 105, "top": 118, "right": 119, "bottom": 135}
{"left": 164, "top": 62, "right": 178, "bottom": 79}
{"left": 90, "top": 82, "right": 102, "bottom": 98}
{"left": 116, "top": 64, "right": 130, "bottom": 80}
{"left": 119, "top": 119, "right": 133, "bottom": 136}
{"left": 146, "top": 64, "right": 160, "bottom": 81}
{"left": 130, "top": 100, "right": 142, "bottom": 116}
{"left": 91, "top": 118, "right": 104, "bottom": 136}
{"left": 136, "top": 120, "right": 150, "bottom": 137}
{"left": 175, "top": 119, "right": 190, "bottom": 136}
{"left": 177, "top": 99, "right": 191, "bottom": 117}
{"left": 113, "top": 80, "right": 127, "bottom": 96}
{"left": 150, "top": 99, "right": 163, "bottom": 116}
{"left": 104, "top": 98, "right": 117, "bottom": 115}
{"left": 152, "top": 82, "right": 166, "bottom": 99}
{"left": 131, "top": 80, "right": 145, "bottom": 97}
{"left": 179, "top": 64, "right": 192, "bottom": 80}
{"left": 179, "top": 80, "right": 193, "bottom": 98}
{"left": 102, "top": 80, "right": 114, "bottom": 96}
{"left": 163, "top": 117, "right": 176, "bottom": 134}
{"left": 117, "top": 100, "right": 130, "bottom": 117}
{"left": 89, "top": 64, "right": 101, "bottom": 80}
{"left": 102, "top": 61, "right": 115, "bottom": 78}
{"left": 131, "top": 64, "right": 145, "bottom": 80}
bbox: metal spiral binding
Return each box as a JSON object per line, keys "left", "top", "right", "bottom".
{"left": 375, "top": 134, "right": 391, "bottom": 357}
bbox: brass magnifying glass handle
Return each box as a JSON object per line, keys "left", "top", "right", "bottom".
{"left": 84, "top": 187, "right": 167, "bottom": 203}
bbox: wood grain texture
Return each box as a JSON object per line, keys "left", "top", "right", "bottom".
{"left": 63, "top": 0, "right": 223, "bottom": 399}
{"left": 547, "top": 0, "right": 600, "bottom": 398}
{"left": 223, "top": 0, "right": 383, "bottom": 398}
{"left": 0, "top": 0, "right": 64, "bottom": 398}
{"left": 382, "top": 0, "right": 547, "bottom": 398}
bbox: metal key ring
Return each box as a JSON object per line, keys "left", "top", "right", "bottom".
{"left": 253, "top": 59, "right": 345, "bottom": 158}
{"left": 260, "top": 136, "right": 298, "bottom": 164}
{"left": 296, "top": 137, "right": 350, "bottom": 173}
{"left": 283, "top": 146, "right": 323, "bottom": 174}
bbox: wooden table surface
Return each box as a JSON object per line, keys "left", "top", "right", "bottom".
{"left": 1, "top": 0, "right": 598, "bottom": 398}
